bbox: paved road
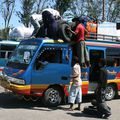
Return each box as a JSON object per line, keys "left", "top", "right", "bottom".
{"left": 0, "top": 86, "right": 120, "bottom": 120}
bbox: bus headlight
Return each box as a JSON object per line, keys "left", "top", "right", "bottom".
{"left": 2, "top": 70, "right": 6, "bottom": 77}
{"left": 2, "top": 71, "right": 25, "bottom": 85}
{"left": 7, "top": 76, "right": 25, "bottom": 85}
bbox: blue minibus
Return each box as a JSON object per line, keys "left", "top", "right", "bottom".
{"left": 0, "top": 38, "right": 120, "bottom": 106}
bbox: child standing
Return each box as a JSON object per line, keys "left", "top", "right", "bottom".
{"left": 68, "top": 56, "right": 82, "bottom": 111}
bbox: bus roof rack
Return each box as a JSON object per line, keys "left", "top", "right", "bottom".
{"left": 86, "top": 32, "right": 120, "bottom": 42}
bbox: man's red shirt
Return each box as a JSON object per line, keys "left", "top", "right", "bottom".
{"left": 75, "top": 24, "right": 85, "bottom": 42}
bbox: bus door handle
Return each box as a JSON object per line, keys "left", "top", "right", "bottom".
{"left": 61, "top": 76, "right": 68, "bottom": 80}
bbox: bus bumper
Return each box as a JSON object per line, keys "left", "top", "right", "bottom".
{"left": 0, "top": 76, "right": 30, "bottom": 95}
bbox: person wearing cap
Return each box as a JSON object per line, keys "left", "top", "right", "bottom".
{"left": 67, "top": 17, "right": 90, "bottom": 67}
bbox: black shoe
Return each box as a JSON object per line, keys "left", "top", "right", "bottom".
{"left": 97, "top": 114, "right": 104, "bottom": 118}
{"left": 103, "top": 114, "right": 111, "bottom": 119}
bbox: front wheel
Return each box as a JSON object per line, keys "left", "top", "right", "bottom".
{"left": 43, "top": 87, "right": 63, "bottom": 107}
{"left": 105, "top": 85, "right": 116, "bottom": 101}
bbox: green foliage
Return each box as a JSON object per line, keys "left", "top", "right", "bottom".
{"left": 0, "top": 0, "right": 120, "bottom": 31}
{"left": 68, "top": 0, "right": 120, "bottom": 22}
{"left": 70, "top": 0, "right": 86, "bottom": 16}
{"left": 0, "top": 28, "right": 10, "bottom": 39}
{"left": 0, "top": 0, "right": 15, "bottom": 39}
{"left": 35, "top": 0, "right": 53, "bottom": 14}
{"left": 85, "top": 0, "right": 102, "bottom": 20}
{"left": 16, "top": 0, "right": 36, "bottom": 27}
{"left": 106, "top": 0, "right": 120, "bottom": 22}
{"left": 55, "top": 0, "right": 73, "bottom": 15}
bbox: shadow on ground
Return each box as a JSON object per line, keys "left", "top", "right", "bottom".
{"left": 0, "top": 91, "right": 92, "bottom": 109}
{"left": 0, "top": 92, "right": 45, "bottom": 109}
{"left": 66, "top": 112, "right": 99, "bottom": 119}
{"left": 0, "top": 91, "right": 119, "bottom": 111}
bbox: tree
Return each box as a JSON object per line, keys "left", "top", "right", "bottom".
{"left": 0, "top": 0, "right": 15, "bottom": 39}
{"left": 16, "top": 0, "right": 36, "bottom": 27}
{"left": 63, "top": 0, "right": 87, "bottom": 22}
{"left": 85, "top": 0, "right": 102, "bottom": 21}
{"left": 63, "top": 0, "right": 102, "bottom": 22}
{"left": 35, "top": 0, "right": 53, "bottom": 14}
{"left": 70, "top": 0, "right": 87, "bottom": 16}
{"left": 54, "top": 0, "right": 73, "bottom": 15}
{"left": 105, "top": 0, "right": 120, "bottom": 22}
{"left": 84, "top": 0, "right": 120, "bottom": 22}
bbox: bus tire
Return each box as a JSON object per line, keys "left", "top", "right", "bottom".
{"left": 59, "top": 23, "right": 72, "bottom": 42}
{"left": 43, "top": 87, "right": 63, "bottom": 107}
{"left": 57, "top": 20, "right": 72, "bottom": 42}
{"left": 57, "top": 19, "right": 66, "bottom": 25}
{"left": 105, "top": 84, "right": 117, "bottom": 101}
{"left": 23, "top": 95, "right": 31, "bottom": 101}
{"left": 69, "top": 22, "right": 76, "bottom": 30}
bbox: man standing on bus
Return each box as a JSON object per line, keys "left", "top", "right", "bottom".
{"left": 67, "top": 17, "right": 90, "bottom": 67}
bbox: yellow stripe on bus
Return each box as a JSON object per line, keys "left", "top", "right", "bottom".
{"left": 10, "top": 84, "right": 31, "bottom": 90}
{"left": 10, "top": 81, "right": 89, "bottom": 90}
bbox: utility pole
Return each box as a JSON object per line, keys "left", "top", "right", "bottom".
{"left": 102, "top": 0, "right": 105, "bottom": 21}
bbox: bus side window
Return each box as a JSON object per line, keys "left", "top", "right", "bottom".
{"left": 106, "top": 58, "right": 119, "bottom": 67}
{"left": 106, "top": 48, "right": 120, "bottom": 67}
{"left": 90, "top": 49, "right": 104, "bottom": 67}
{"left": 5, "top": 51, "right": 12, "bottom": 59}
{"left": 113, "top": 59, "right": 119, "bottom": 67}
{"left": 39, "top": 49, "right": 62, "bottom": 63}
{"left": 0, "top": 51, "right": 10, "bottom": 58}
{"left": 35, "top": 47, "right": 62, "bottom": 70}
{"left": 8, "top": 52, "right": 12, "bottom": 58}
{"left": 0, "top": 52, "right": 6, "bottom": 58}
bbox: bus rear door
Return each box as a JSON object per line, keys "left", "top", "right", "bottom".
{"left": 88, "top": 46, "right": 106, "bottom": 93}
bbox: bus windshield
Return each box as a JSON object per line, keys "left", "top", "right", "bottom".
{"left": 7, "top": 41, "right": 40, "bottom": 70}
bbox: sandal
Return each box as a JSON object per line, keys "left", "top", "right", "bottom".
{"left": 74, "top": 107, "right": 81, "bottom": 111}
{"left": 67, "top": 108, "right": 74, "bottom": 111}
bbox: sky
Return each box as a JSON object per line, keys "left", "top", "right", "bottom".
{"left": 0, "top": 0, "right": 21, "bottom": 29}
{"left": 0, "top": 0, "right": 57, "bottom": 29}
{"left": 0, "top": 14, "right": 21, "bottom": 28}
{"left": 0, "top": 0, "right": 56, "bottom": 29}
